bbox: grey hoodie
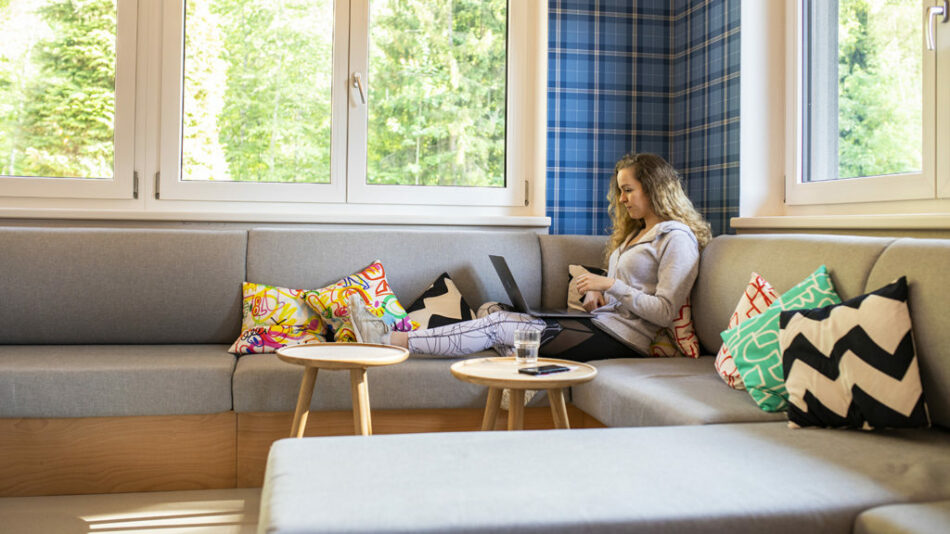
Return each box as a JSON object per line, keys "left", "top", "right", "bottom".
{"left": 592, "top": 220, "right": 700, "bottom": 354}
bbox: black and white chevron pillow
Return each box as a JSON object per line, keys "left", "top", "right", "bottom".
{"left": 406, "top": 273, "right": 475, "bottom": 329}
{"left": 779, "top": 276, "right": 930, "bottom": 430}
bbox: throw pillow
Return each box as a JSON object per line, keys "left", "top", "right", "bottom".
{"left": 715, "top": 272, "right": 780, "bottom": 390}
{"left": 566, "top": 264, "right": 699, "bottom": 358}
{"left": 406, "top": 272, "right": 476, "bottom": 329}
{"left": 567, "top": 264, "right": 607, "bottom": 311}
{"left": 229, "top": 282, "right": 329, "bottom": 354}
{"left": 779, "top": 276, "right": 929, "bottom": 430}
{"left": 720, "top": 265, "right": 841, "bottom": 412}
{"left": 303, "top": 260, "right": 418, "bottom": 343}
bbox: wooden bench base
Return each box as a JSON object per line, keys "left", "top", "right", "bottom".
{"left": 0, "top": 405, "right": 604, "bottom": 496}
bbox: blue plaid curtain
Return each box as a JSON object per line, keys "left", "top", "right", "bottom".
{"left": 547, "top": 0, "right": 740, "bottom": 236}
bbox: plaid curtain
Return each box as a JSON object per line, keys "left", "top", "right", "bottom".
{"left": 547, "top": 0, "right": 740, "bottom": 236}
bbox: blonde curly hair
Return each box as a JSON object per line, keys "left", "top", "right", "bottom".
{"left": 604, "top": 152, "right": 711, "bottom": 265}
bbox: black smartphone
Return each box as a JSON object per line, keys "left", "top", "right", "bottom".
{"left": 518, "top": 364, "right": 570, "bottom": 376}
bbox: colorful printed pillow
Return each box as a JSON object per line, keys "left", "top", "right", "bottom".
{"left": 715, "top": 272, "right": 780, "bottom": 389}
{"left": 304, "top": 260, "right": 418, "bottom": 343}
{"left": 406, "top": 272, "right": 475, "bottom": 329}
{"left": 779, "top": 276, "right": 929, "bottom": 430}
{"left": 567, "top": 264, "right": 698, "bottom": 358}
{"left": 228, "top": 282, "right": 329, "bottom": 354}
{"left": 720, "top": 265, "right": 841, "bottom": 412}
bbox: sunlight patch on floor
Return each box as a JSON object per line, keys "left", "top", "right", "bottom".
{"left": 0, "top": 488, "right": 260, "bottom": 534}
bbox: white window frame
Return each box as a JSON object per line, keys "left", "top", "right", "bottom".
{"left": 785, "top": 0, "right": 937, "bottom": 206}
{"left": 158, "top": 0, "right": 348, "bottom": 203}
{"left": 0, "top": 0, "right": 137, "bottom": 200}
{"left": 159, "top": 0, "right": 529, "bottom": 207}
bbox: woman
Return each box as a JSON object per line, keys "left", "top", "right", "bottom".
{"left": 351, "top": 152, "right": 711, "bottom": 361}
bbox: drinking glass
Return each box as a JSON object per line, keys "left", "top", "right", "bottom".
{"left": 513, "top": 329, "right": 540, "bottom": 364}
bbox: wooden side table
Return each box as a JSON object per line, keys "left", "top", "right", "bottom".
{"left": 276, "top": 343, "right": 409, "bottom": 437}
{"left": 450, "top": 357, "right": 597, "bottom": 431}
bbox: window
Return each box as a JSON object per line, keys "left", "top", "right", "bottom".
{"left": 0, "top": 0, "right": 135, "bottom": 199}
{"left": 786, "top": 0, "right": 944, "bottom": 205}
{"left": 161, "top": 0, "right": 529, "bottom": 207}
{"left": 0, "top": 0, "right": 545, "bottom": 220}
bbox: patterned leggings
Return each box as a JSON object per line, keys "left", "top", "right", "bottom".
{"left": 406, "top": 311, "right": 644, "bottom": 362}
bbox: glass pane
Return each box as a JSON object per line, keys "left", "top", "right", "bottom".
{"left": 367, "top": 0, "right": 507, "bottom": 187}
{"left": 804, "top": 0, "right": 922, "bottom": 182}
{"left": 182, "top": 0, "right": 334, "bottom": 183}
{"left": 0, "top": 0, "right": 116, "bottom": 179}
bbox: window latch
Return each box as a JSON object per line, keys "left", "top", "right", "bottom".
{"left": 927, "top": 0, "right": 948, "bottom": 51}
{"left": 352, "top": 72, "right": 367, "bottom": 104}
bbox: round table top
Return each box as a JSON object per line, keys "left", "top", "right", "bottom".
{"left": 276, "top": 343, "right": 409, "bottom": 369}
{"left": 450, "top": 357, "right": 597, "bottom": 389}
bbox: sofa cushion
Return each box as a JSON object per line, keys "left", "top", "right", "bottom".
{"left": 229, "top": 282, "right": 330, "bottom": 354}
{"left": 538, "top": 234, "right": 608, "bottom": 310}
{"left": 0, "top": 227, "right": 246, "bottom": 344}
{"left": 570, "top": 358, "right": 785, "bottom": 427}
{"left": 259, "top": 423, "right": 950, "bottom": 534}
{"left": 247, "top": 228, "right": 542, "bottom": 313}
{"left": 865, "top": 238, "right": 950, "bottom": 428}
{"left": 780, "top": 276, "right": 929, "bottom": 430}
{"left": 854, "top": 500, "right": 950, "bottom": 534}
{"left": 0, "top": 345, "right": 235, "bottom": 417}
{"left": 722, "top": 264, "right": 842, "bottom": 413}
{"left": 233, "top": 351, "right": 549, "bottom": 413}
{"left": 405, "top": 272, "right": 476, "bottom": 329}
{"left": 303, "top": 260, "right": 417, "bottom": 342}
{"left": 715, "top": 271, "right": 780, "bottom": 390}
{"left": 692, "top": 234, "right": 895, "bottom": 355}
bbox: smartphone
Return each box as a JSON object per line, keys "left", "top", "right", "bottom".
{"left": 518, "top": 364, "right": 570, "bottom": 376}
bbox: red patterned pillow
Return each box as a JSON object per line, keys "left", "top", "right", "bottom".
{"left": 668, "top": 298, "right": 700, "bottom": 358}
{"left": 714, "top": 272, "right": 780, "bottom": 389}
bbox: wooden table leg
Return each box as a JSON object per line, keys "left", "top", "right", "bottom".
{"left": 548, "top": 388, "right": 570, "bottom": 429}
{"left": 350, "top": 368, "right": 372, "bottom": 436}
{"left": 290, "top": 367, "right": 319, "bottom": 438}
{"left": 507, "top": 389, "right": 525, "bottom": 430}
{"left": 482, "top": 387, "right": 503, "bottom": 430}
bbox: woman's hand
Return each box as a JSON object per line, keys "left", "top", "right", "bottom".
{"left": 575, "top": 272, "right": 614, "bottom": 294}
{"left": 581, "top": 290, "right": 605, "bottom": 312}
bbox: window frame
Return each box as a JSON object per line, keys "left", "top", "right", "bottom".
{"left": 784, "top": 0, "right": 937, "bottom": 206}
{"left": 159, "top": 0, "right": 528, "bottom": 207}
{"left": 0, "top": 0, "right": 137, "bottom": 200}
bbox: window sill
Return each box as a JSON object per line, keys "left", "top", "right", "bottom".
{"left": 732, "top": 214, "right": 950, "bottom": 231}
{"left": 0, "top": 206, "right": 551, "bottom": 229}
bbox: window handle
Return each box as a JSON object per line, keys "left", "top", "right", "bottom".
{"left": 927, "top": 0, "right": 948, "bottom": 51}
{"left": 352, "top": 72, "right": 367, "bottom": 104}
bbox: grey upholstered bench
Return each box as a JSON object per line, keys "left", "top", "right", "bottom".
{"left": 258, "top": 423, "right": 950, "bottom": 533}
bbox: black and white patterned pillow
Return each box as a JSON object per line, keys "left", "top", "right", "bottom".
{"left": 779, "top": 276, "right": 930, "bottom": 430}
{"left": 406, "top": 273, "right": 476, "bottom": 329}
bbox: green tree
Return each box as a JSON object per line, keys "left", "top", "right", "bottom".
{"left": 837, "top": 0, "right": 920, "bottom": 178}
{"left": 22, "top": 0, "right": 116, "bottom": 178}
{"left": 186, "top": 0, "right": 333, "bottom": 183}
{"left": 367, "top": 0, "right": 506, "bottom": 187}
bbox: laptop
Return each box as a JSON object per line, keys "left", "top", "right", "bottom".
{"left": 489, "top": 255, "right": 593, "bottom": 318}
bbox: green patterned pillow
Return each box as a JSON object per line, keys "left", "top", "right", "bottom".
{"left": 720, "top": 265, "right": 841, "bottom": 412}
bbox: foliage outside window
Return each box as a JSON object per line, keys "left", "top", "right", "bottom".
{"left": 804, "top": 0, "right": 921, "bottom": 182}
{"left": 180, "top": 0, "right": 506, "bottom": 189}
{"left": 0, "top": 0, "right": 116, "bottom": 180}
{"left": 367, "top": 0, "right": 507, "bottom": 188}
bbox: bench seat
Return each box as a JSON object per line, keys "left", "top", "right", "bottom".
{"left": 571, "top": 357, "right": 785, "bottom": 427}
{"left": 259, "top": 422, "right": 950, "bottom": 533}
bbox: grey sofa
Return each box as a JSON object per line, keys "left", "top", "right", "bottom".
{"left": 258, "top": 233, "right": 950, "bottom": 533}
{"left": 1, "top": 227, "right": 948, "bottom": 533}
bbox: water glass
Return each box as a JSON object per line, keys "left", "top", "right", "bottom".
{"left": 513, "top": 328, "right": 540, "bottom": 364}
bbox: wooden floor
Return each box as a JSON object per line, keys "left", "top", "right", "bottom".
{"left": 0, "top": 488, "right": 261, "bottom": 534}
